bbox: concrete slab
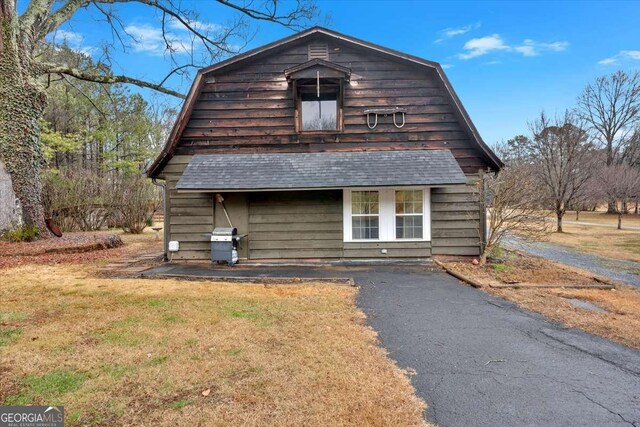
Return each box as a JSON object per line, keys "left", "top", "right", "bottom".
{"left": 565, "top": 298, "right": 608, "bottom": 314}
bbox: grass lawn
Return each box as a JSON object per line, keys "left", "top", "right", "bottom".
{"left": 441, "top": 251, "right": 640, "bottom": 351}
{"left": 533, "top": 211, "right": 640, "bottom": 263}
{"left": 566, "top": 210, "right": 640, "bottom": 227}
{"left": 544, "top": 223, "right": 640, "bottom": 263}
{"left": 0, "top": 264, "right": 427, "bottom": 426}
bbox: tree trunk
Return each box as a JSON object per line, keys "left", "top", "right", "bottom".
{"left": 618, "top": 212, "right": 622, "bottom": 230}
{"left": 479, "top": 248, "right": 488, "bottom": 265}
{"left": 575, "top": 210, "right": 580, "bottom": 221}
{"left": 556, "top": 211, "right": 563, "bottom": 233}
{"left": 0, "top": 6, "right": 48, "bottom": 235}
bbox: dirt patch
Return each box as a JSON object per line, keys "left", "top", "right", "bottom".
{"left": 438, "top": 251, "right": 640, "bottom": 351}
{"left": 439, "top": 251, "right": 602, "bottom": 288}
{"left": 0, "top": 264, "right": 428, "bottom": 426}
{"left": 0, "top": 229, "right": 162, "bottom": 270}
{"left": 1, "top": 234, "right": 123, "bottom": 257}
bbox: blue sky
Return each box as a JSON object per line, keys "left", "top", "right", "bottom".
{"left": 37, "top": 0, "right": 640, "bottom": 145}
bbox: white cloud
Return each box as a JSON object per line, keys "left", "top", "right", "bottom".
{"left": 54, "top": 30, "right": 84, "bottom": 45}
{"left": 167, "top": 17, "right": 220, "bottom": 33}
{"left": 458, "top": 34, "right": 569, "bottom": 59}
{"left": 599, "top": 50, "right": 640, "bottom": 65}
{"left": 441, "top": 63, "right": 454, "bottom": 69}
{"left": 457, "top": 34, "right": 509, "bottom": 59}
{"left": 49, "top": 30, "right": 97, "bottom": 56}
{"left": 124, "top": 24, "right": 191, "bottom": 56}
{"left": 514, "top": 39, "right": 569, "bottom": 56}
{"left": 435, "top": 22, "right": 481, "bottom": 43}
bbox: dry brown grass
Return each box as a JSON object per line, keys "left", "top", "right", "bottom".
{"left": 0, "top": 264, "right": 427, "bottom": 427}
{"left": 543, "top": 223, "right": 640, "bottom": 263}
{"left": 444, "top": 251, "right": 596, "bottom": 287}
{"left": 563, "top": 210, "right": 640, "bottom": 227}
{"left": 488, "top": 286, "right": 640, "bottom": 350}
{"left": 530, "top": 210, "right": 640, "bottom": 263}
{"left": 440, "top": 252, "right": 640, "bottom": 351}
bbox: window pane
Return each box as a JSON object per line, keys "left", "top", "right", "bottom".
{"left": 352, "top": 191, "right": 379, "bottom": 215}
{"left": 396, "top": 190, "right": 423, "bottom": 214}
{"left": 396, "top": 215, "right": 423, "bottom": 239}
{"left": 301, "top": 92, "right": 338, "bottom": 131}
{"left": 352, "top": 216, "right": 379, "bottom": 240}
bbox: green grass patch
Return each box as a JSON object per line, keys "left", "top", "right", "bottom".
{"left": 145, "top": 355, "right": 169, "bottom": 366}
{"left": 226, "top": 348, "right": 242, "bottom": 357}
{"left": 491, "top": 263, "right": 512, "bottom": 272}
{"left": 103, "top": 364, "right": 137, "bottom": 380}
{"left": 162, "top": 314, "right": 185, "bottom": 324}
{"left": 0, "top": 311, "right": 28, "bottom": 322}
{"left": 221, "top": 299, "right": 281, "bottom": 326}
{"left": 171, "top": 400, "right": 193, "bottom": 410}
{"left": 0, "top": 327, "right": 22, "bottom": 347}
{"left": 146, "top": 299, "right": 170, "bottom": 309}
{"left": 5, "top": 369, "right": 86, "bottom": 405}
{"left": 110, "top": 316, "right": 142, "bottom": 328}
{"left": 94, "top": 329, "right": 144, "bottom": 347}
{"left": 616, "top": 237, "right": 640, "bottom": 255}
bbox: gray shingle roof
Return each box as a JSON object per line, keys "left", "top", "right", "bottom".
{"left": 176, "top": 150, "right": 466, "bottom": 191}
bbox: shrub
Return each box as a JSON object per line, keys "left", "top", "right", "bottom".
{"left": 1, "top": 225, "right": 40, "bottom": 242}
{"left": 43, "top": 169, "right": 113, "bottom": 231}
{"left": 113, "top": 173, "right": 160, "bottom": 234}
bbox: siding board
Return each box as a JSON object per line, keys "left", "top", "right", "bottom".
{"left": 171, "top": 39, "right": 496, "bottom": 171}
{"left": 248, "top": 190, "right": 343, "bottom": 259}
{"left": 430, "top": 177, "right": 482, "bottom": 256}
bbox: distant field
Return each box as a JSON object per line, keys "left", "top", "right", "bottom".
{"left": 535, "top": 211, "right": 640, "bottom": 262}
{"left": 562, "top": 210, "right": 640, "bottom": 227}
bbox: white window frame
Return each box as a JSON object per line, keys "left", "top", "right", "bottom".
{"left": 343, "top": 187, "right": 431, "bottom": 242}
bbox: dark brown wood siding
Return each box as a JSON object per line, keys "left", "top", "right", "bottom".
{"left": 430, "top": 176, "right": 482, "bottom": 256}
{"left": 176, "top": 36, "right": 493, "bottom": 174}
{"left": 248, "top": 190, "right": 343, "bottom": 259}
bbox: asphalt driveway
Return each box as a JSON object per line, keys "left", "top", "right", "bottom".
{"left": 354, "top": 266, "right": 640, "bottom": 427}
{"left": 142, "top": 263, "right": 640, "bottom": 426}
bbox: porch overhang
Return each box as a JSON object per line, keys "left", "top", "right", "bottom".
{"left": 175, "top": 150, "right": 467, "bottom": 192}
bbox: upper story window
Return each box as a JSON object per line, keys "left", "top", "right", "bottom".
{"left": 298, "top": 82, "right": 339, "bottom": 131}
{"left": 284, "top": 59, "right": 351, "bottom": 134}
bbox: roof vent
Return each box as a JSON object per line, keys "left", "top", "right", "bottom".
{"left": 308, "top": 43, "right": 329, "bottom": 60}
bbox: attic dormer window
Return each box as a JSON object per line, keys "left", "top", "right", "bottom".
{"left": 299, "top": 84, "right": 339, "bottom": 131}
{"left": 284, "top": 59, "right": 351, "bottom": 133}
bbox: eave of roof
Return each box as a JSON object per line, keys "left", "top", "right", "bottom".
{"left": 176, "top": 149, "right": 467, "bottom": 191}
{"left": 283, "top": 58, "right": 352, "bottom": 80}
{"left": 146, "top": 26, "right": 503, "bottom": 178}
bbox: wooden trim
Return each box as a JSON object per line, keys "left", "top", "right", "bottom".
{"left": 343, "top": 187, "right": 431, "bottom": 243}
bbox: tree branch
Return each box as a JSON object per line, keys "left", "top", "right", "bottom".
{"left": 41, "top": 63, "right": 186, "bottom": 98}
{"left": 215, "top": 0, "right": 317, "bottom": 29}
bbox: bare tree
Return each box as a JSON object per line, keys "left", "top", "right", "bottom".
{"left": 528, "top": 111, "right": 594, "bottom": 232}
{"left": 480, "top": 166, "right": 549, "bottom": 264}
{"left": 577, "top": 70, "right": 640, "bottom": 212}
{"left": 0, "top": 0, "right": 318, "bottom": 236}
{"left": 597, "top": 164, "right": 640, "bottom": 229}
